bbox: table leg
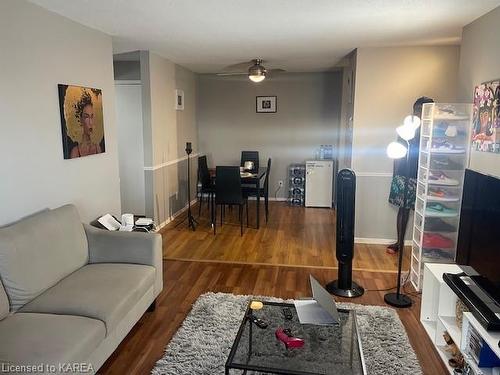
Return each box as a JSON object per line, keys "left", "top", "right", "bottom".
{"left": 247, "top": 315, "right": 253, "bottom": 364}
{"left": 256, "top": 180, "right": 260, "bottom": 229}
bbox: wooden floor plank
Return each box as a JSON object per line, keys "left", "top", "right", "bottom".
{"left": 163, "top": 202, "right": 409, "bottom": 272}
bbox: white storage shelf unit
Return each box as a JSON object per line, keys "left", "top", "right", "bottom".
{"left": 421, "top": 263, "right": 500, "bottom": 374}
{"left": 411, "top": 103, "right": 472, "bottom": 291}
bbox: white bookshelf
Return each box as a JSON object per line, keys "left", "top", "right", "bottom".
{"left": 421, "top": 263, "right": 500, "bottom": 374}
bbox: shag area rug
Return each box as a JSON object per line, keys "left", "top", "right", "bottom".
{"left": 152, "top": 292, "right": 422, "bottom": 375}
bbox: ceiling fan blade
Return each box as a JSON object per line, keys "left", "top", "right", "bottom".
{"left": 268, "top": 68, "right": 286, "bottom": 73}
{"left": 216, "top": 72, "right": 248, "bottom": 76}
{"left": 221, "top": 60, "right": 254, "bottom": 72}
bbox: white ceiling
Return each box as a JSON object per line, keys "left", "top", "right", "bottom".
{"left": 30, "top": 0, "right": 500, "bottom": 73}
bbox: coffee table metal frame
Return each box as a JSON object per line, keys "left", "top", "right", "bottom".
{"left": 225, "top": 301, "right": 367, "bottom": 375}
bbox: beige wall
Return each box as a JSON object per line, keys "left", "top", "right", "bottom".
{"left": 352, "top": 46, "right": 460, "bottom": 240}
{"left": 197, "top": 73, "right": 342, "bottom": 199}
{"left": 0, "top": 0, "right": 121, "bottom": 225}
{"left": 140, "top": 52, "right": 198, "bottom": 225}
{"left": 458, "top": 6, "right": 500, "bottom": 178}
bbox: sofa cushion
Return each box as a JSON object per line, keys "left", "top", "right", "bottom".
{"left": 20, "top": 263, "right": 155, "bottom": 334}
{"left": 0, "top": 280, "right": 8, "bottom": 320}
{"left": 0, "top": 313, "right": 105, "bottom": 368}
{"left": 0, "top": 205, "right": 88, "bottom": 311}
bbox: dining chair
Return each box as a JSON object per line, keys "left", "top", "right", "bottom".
{"left": 197, "top": 155, "right": 215, "bottom": 216}
{"left": 213, "top": 166, "right": 248, "bottom": 236}
{"left": 243, "top": 158, "right": 271, "bottom": 223}
{"left": 240, "top": 151, "right": 259, "bottom": 173}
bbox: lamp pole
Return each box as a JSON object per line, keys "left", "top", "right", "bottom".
{"left": 175, "top": 142, "right": 198, "bottom": 231}
{"left": 384, "top": 139, "right": 413, "bottom": 308}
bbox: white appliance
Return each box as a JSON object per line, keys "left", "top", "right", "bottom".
{"left": 305, "top": 160, "right": 333, "bottom": 208}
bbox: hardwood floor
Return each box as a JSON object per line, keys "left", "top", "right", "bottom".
{"left": 99, "top": 202, "right": 447, "bottom": 374}
{"left": 99, "top": 260, "right": 447, "bottom": 375}
{"left": 164, "top": 201, "right": 410, "bottom": 272}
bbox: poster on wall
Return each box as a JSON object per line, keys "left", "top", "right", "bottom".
{"left": 472, "top": 80, "right": 500, "bottom": 153}
{"left": 58, "top": 84, "right": 105, "bottom": 159}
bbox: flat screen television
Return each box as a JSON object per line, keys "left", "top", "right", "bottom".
{"left": 456, "top": 168, "right": 500, "bottom": 288}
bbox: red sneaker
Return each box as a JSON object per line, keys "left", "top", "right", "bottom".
{"left": 422, "top": 233, "right": 454, "bottom": 249}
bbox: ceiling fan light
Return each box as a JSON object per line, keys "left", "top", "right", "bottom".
{"left": 249, "top": 73, "right": 265, "bottom": 82}
{"left": 248, "top": 62, "right": 266, "bottom": 83}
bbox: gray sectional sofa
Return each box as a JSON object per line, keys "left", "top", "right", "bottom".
{"left": 0, "top": 205, "right": 163, "bottom": 374}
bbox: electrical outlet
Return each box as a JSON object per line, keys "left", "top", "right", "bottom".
{"left": 278, "top": 180, "right": 283, "bottom": 187}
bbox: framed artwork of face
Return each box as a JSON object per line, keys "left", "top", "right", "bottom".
{"left": 58, "top": 84, "right": 105, "bottom": 159}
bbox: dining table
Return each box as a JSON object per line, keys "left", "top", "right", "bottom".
{"left": 209, "top": 167, "right": 267, "bottom": 229}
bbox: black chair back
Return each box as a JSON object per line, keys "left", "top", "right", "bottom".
{"left": 198, "top": 155, "right": 212, "bottom": 188}
{"left": 215, "top": 166, "right": 243, "bottom": 205}
{"left": 240, "top": 151, "right": 259, "bottom": 173}
{"left": 264, "top": 158, "right": 271, "bottom": 192}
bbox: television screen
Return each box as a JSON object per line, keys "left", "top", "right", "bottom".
{"left": 457, "top": 169, "right": 500, "bottom": 288}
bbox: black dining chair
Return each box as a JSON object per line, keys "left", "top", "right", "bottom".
{"left": 243, "top": 158, "right": 271, "bottom": 223}
{"left": 240, "top": 151, "right": 259, "bottom": 173}
{"left": 197, "top": 155, "right": 215, "bottom": 216}
{"left": 213, "top": 166, "right": 248, "bottom": 236}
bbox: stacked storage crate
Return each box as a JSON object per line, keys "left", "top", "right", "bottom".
{"left": 288, "top": 164, "right": 305, "bottom": 206}
{"left": 410, "top": 103, "right": 472, "bottom": 291}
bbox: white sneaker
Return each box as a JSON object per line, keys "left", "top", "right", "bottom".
{"left": 428, "top": 171, "right": 459, "bottom": 186}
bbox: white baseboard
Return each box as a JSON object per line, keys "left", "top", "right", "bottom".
{"left": 355, "top": 237, "right": 412, "bottom": 246}
{"left": 155, "top": 198, "right": 198, "bottom": 231}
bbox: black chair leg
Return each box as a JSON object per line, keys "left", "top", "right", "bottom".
{"left": 265, "top": 195, "right": 269, "bottom": 223}
{"left": 213, "top": 204, "right": 216, "bottom": 235}
{"left": 239, "top": 205, "right": 243, "bottom": 236}
{"left": 246, "top": 200, "right": 249, "bottom": 227}
{"left": 198, "top": 193, "right": 203, "bottom": 216}
{"left": 220, "top": 204, "right": 223, "bottom": 226}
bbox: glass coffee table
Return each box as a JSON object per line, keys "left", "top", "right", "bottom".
{"left": 225, "top": 301, "right": 366, "bottom": 375}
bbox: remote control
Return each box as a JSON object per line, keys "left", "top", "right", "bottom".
{"left": 282, "top": 307, "right": 293, "bottom": 320}
{"left": 248, "top": 314, "right": 268, "bottom": 329}
{"left": 275, "top": 327, "right": 304, "bottom": 349}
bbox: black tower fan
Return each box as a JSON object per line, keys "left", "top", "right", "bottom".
{"left": 326, "top": 169, "right": 364, "bottom": 298}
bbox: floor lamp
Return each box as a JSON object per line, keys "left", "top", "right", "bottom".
{"left": 175, "top": 142, "right": 198, "bottom": 231}
{"left": 384, "top": 115, "right": 420, "bottom": 308}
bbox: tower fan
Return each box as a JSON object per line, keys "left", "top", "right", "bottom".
{"left": 326, "top": 169, "right": 364, "bottom": 298}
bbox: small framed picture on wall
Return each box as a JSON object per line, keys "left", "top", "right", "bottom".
{"left": 256, "top": 96, "right": 277, "bottom": 113}
{"left": 175, "top": 89, "right": 184, "bottom": 110}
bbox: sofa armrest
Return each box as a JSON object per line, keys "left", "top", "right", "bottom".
{"left": 84, "top": 224, "right": 163, "bottom": 296}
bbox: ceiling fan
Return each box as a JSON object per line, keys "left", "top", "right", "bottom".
{"left": 216, "top": 59, "right": 286, "bottom": 82}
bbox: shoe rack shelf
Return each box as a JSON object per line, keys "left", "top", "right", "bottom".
{"left": 410, "top": 103, "right": 472, "bottom": 291}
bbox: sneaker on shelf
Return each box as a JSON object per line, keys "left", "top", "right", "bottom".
{"left": 423, "top": 248, "right": 454, "bottom": 261}
{"left": 425, "top": 218, "right": 456, "bottom": 232}
{"left": 427, "top": 187, "right": 459, "bottom": 202}
{"left": 426, "top": 202, "right": 458, "bottom": 217}
{"left": 431, "top": 140, "right": 465, "bottom": 154}
{"left": 433, "top": 122, "right": 458, "bottom": 138}
{"left": 430, "top": 156, "right": 463, "bottom": 170}
{"left": 428, "top": 171, "right": 459, "bottom": 186}
{"left": 434, "top": 107, "right": 469, "bottom": 120}
{"left": 423, "top": 233, "right": 454, "bottom": 249}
